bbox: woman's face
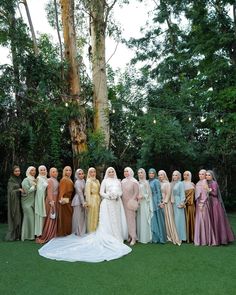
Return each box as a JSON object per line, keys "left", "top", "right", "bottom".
{"left": 183, "top": 172, "right": 190, "bottom": 181}
{"left": 198, "top": 170, "right": 206, "bottom": 180}
{"left": 51, "top": 168, "right": 58, "bottom": 178}
{"left": 65, "top": 167, "right": 72, "bottom": 177}
{"left": 78, "top": 170, "right": 84, "bottom": 180}
{"left": 138, "top": 170, "right": 144, "bottom": 180}
{"left": 172, "top": 172, "right": 179, "bottom": 181}
{"left": 158, "top": 172, "right": 164, "bottom": 181}
{"left": 205, "top": 172, "right": 213, "bottom": 181}
{"left": 29, "top": 168, "right": 36, "bottom": 177}
{"left": 124, "top": 169, "right": 129, "bottom": 178}
{"left": 39, "top": 166, "right": 47, "bottom": 176}
{"left": 108, "top": 169, "right": 115, "bottom": 178}
{"left": 13, "top": 167, "right": 21, "bottom": 177}
{"left": 149, "top": 172, "right": 155, "bottom": 179}
{"left": 89, "top": 169, "right": 96, "bottom": 178}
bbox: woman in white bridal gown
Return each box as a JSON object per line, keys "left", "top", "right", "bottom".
{"left": 38, "top": 167, "right": 131, "bottom": 263}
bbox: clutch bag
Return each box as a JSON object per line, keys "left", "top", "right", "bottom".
{"left": 127, "top": 199, "right": 139, "bottom": 211}
{"left": 62, "top": 197, "right": 69, "bottom": 204}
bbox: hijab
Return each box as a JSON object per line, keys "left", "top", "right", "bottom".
{"left": 104, "top": 167, "right": 118, "bottom": 180}
{"left": 123, "top": 167, "right": 138, "bottom": 184}
{"left": 183, "top": 170, "right": 195, "bottom": 190}
{"left": 75, "top": 169, "right": 84, "bottom": 180}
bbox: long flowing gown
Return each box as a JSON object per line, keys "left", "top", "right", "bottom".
{"left": 161, "top": 181, "right": 181, "bottom": 245}
{"left": 85, "top": 178, "right": 101, "bottom": 233}
{"left": 183, "top": 181, "right": 195, "bottom": 243}
{"left": 21, "top": 178, "right": 36, "bottom": 241}
{"left": 57, "top": 177, "right": 74, "bottom": 236}
{"left": 194, "top": 179, "right": 216, "bottom": 246}
{"left": 37, "top": 177, "right": 59, "bottom": 244}
{"left": 137, "top": 180, "right": 153, "bottom": 243}
{"left": 100, "top": 177, "right": 128, "bottom": 242}
{"left": 35, "top": 176, "right": 48, "bottom": 236}
{"left": 121, "top": 178, "right": 140, "bottom": 241}
{"left": 38, "top": 195, "right": 131, "bottom": 262}
{"left": 208, "top": 180, "right": 234, "bottom": 245}
{"left": 149, "top": 178, "right": 166, "bottom": 243}
{"left": 72, "top": 179, "right": 86, "bottom": 236}
{"left": 5, "top": 176, "right": 22, "bottom": 241}
{"left": 172, "top": 181, "right": 186, "bottom": 241}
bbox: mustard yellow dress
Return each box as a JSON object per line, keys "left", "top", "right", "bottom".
{"left": 85, "top": 178, "right": 100, "bottom": 232}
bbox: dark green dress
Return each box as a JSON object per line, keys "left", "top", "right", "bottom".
{"left": 5, "top": 176, "right": 22, "bottom": 241}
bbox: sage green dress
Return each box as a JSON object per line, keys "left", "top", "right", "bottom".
{"left": 21, "top": 178, "right": 36, "bottom": 241}
{"left": 5, "top": 175, "right": 22, "bottom": 241}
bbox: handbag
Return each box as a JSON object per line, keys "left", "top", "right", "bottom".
{"left": 127, "top": 199, "right": 139, "bottom": 211}
{"left": 62, "top": 197, "right": 69, "bottom": 204}
{"left": 50, "top": 208, "right": 56, "bottom": 219}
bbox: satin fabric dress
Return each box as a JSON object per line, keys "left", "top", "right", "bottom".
{"left": 35, "top": 176, "right": 48, "bottom": 236}
{"left": 171, "top": 181, "right": 186, "bottom": 241}
{"left": 149, "top": 178, "right": 166, "bottom": 243}
{"left": 21, "top": 178, "right": 36, "bottom": 241}
{"left": 85, "top": 178, "right": 101, "bottom": 233}
{"left": 57, "top": 177, "right": 74, "bottom": 236}
{"left": 100, "top": 177, "right": 128, "bottom": 242}
{"left": 208, "top": 180, "right": 234, "bottom": 245}
{"left": 194, "top": 179, "right": 216, "bottom": 246}
{"left": 37, "top": 177, "right": 59, "bottom": 244}
{"left": 161, "top": 181, "right": 181, "bottom": 245}
{"left": 183, "top": 181, "right": 195, "bottom": 243}
{"left": 71, "top": 179, "right": 86, "bottom": 236}
{"left": 137, "top": 180, "right": 153, "bottom": 243}
{"left": 5, "top": 175, "right": 22, "bottom": 241}
{"left": 121, "top": 178, "right": 140, "bottom": 241}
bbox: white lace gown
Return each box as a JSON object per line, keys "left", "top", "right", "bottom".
{"left": 39, "top": 179, "right": 131, "bottom": 263}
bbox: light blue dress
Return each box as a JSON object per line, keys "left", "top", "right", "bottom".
{"left": 172, "top": 181, "right": 186, "bottom": 241}
{"left": 149, "top": 178, "right": 166, "bottom": 243}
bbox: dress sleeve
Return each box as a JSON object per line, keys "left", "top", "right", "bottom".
{"left": 133, "top": 182, "right": 140, "bottom": 201}
{"left": 209, "top": 182, "right": 218, "bottom": 198}
{"left": 76, "top": 181, "right": 85, "bottom": 205}
{"left": 85, "top": 180, "right": 91, "bottom": 204}
{"left": 46, "top": 179, "right": 53, "bottom": 203}
{"left": 59, "top": 178, "right": 67, "bottom": 200}
{"left": 180, "top": 182, "right": 186, "bottom": 204}
{"left": 22, "top": 178, "right": 36, "bottom": 195}
{"left": 163, "top": 183, "right": 171, "bottom": 203}
{"left": 100, "top": 180, "right": 109, "bottom": 199}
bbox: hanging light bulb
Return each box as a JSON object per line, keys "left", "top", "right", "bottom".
{"left": 112, "top": 109, "right": 115, "bottom": 114}
{"left": 220, "top": 118, "right": 223, "bottom": 123}
{"left": 188, "top": 116, "right": 192, "bottom": 122}
{"left": 65, "top": 102, "right": 69, "bottom": 107}
{"left": 153, "top": 119, "right": 156, "bottom": 124}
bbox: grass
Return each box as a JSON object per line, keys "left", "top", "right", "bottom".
{"left": 0, "top": 214, "right": 236, "bottom": 295}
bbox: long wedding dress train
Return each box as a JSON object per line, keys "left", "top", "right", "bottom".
{"left": 39, "top": 198, "right": 131, "bottom": 262}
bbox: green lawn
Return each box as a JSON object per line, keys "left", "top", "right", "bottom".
{"left": 0, "top": 214, "right": 236, "bottom": 295}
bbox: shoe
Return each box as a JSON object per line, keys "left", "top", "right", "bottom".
{"left": 130, "top": 239, "right": 136, "bottom": 246}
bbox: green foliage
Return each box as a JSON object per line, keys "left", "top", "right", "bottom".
{"left": 78, "top": 130, "right": 116, "bottom": 170}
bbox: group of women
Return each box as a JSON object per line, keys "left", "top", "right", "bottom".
{"left": 5, "top": 165, "right": 234, "bottom": 262}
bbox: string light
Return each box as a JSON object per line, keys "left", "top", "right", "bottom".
{"left": 153, "top": 119, "right": 157, "bottom": 124}
{"left": 220, "top": 118, "right": 223, "bottom": 123}
{"left": 112, "top": 109, "right": 115, "bottom": 113}
{"left": 188, "top": 117, "right": 192, "bottom": 121}
{"left": 65, "top": 102, "right": 69, "bottom": 107}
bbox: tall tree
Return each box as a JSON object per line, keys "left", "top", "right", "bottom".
{"left": 83, "top": 0, "right": 117, "bottom": 147}
{"left": 60, "top": 0, "right": 87, "bottom": 169}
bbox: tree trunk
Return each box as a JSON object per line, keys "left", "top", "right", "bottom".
{"left": 22, "top": 0, "right": 39, "bottom": 56}
{"left": 89, "top": 0, "right": 110, "bottom": 147}
{"left": 60, "top": 0, "right": 87, "bottom": 169}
